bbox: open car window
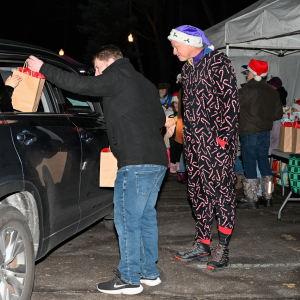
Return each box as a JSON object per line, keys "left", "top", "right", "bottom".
{"left": 0, "top": 67, "right": 53, "bottom": 113}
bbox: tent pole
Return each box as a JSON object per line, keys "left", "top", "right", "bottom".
{"left": 226, "top": 44, "right": 229, "bottom": 57}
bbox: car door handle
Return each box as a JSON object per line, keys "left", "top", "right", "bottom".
{"left": 17, "top": 130, "right": 37, "bottom": 146}
{"left": 80, "top": 131, "right": 93, "bottom": 143}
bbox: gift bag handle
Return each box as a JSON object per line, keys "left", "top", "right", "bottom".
{"left": 21, "top": 59, "right": 32, "bottom": 76}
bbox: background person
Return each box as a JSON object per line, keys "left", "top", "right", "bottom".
{"left": 237, "top": 59, "right": 283, "bottom": 209}
{"left": 169, "top": 92, "right": 183, "bottom": 173}
{"left": 158, "top": 82, "right": 173, "bottom": 116}
{"left": 174, "top": 73, "right": 187, "bottom": 183}
{"left": 267, "top": 76, "right": 288, "bottom": 107}
{"left": 292, "top": 100, "right": 300, "bottom": 112}
{"left": 28, "top": 45, "right": 168, "bottom": 296}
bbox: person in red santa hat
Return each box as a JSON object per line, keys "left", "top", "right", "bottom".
{"left": 237, "top": 59, "right": 282, "bottom": 209}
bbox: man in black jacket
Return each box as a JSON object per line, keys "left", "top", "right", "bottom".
{"left": 28, "top": 45, "right": 168, "bottom": 295}
{"left": 237, "top": 59, "right": 283, "bottom": 209}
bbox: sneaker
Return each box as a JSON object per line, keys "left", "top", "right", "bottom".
{"left": 140, "top": 276, "right": 162, "bottom": 286}
{"left": 175, "top": 241, "right": 211, "bottom": 262}
{"left": 207, "top": 244, "right": 229, "bottom": 270}
{"left": 97, "top": 270, "right": 143, "bottom": 295}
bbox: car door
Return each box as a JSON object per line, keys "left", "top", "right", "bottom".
{"left": 52, "top": 86, "right": 113, "bottom": 230}
{"left": 0, "top": 81, "right": 23, "bottom": 193}
{"left": 2, "top": 81, "right": 82, "bottom": 243}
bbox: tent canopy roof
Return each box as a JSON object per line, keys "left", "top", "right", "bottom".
{"left": 204, "top": 0, "right": 300, "bottom": 50}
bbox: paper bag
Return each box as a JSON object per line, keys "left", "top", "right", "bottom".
{"left": 292, "top": 121, "right": 300, "bottom": 154}
{"left": 279, "top": 125, "right": 293, "bottom": 152}
{"left": 99, "top": 148, "right": 118, "bottom": 187}
{"left": 11, "top": 61, "right": 45, "bottom": 112}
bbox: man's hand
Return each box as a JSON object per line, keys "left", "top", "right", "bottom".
{"left": 28, "top": 55, "right": 44, "bottom": 72}
{"left": 5, "top": 75, "right": 22, "bottom": 88}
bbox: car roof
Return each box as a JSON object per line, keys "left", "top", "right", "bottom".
{"left": 0, "top": 39, "right": 79, "bottom": 73}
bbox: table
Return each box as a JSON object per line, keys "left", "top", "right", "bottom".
{"left": 271, "top": 149, "right": 300, "bottom": 221}
{"left": 270, "top": 149, "right": 292, "bottom": 196}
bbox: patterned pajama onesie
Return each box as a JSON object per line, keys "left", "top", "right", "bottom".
{"left": 182, "top": 50, "right": 239, "bottom": 241}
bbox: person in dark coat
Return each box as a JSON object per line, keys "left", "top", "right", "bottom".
{"left": 28, "top": 45, "right": 168, "bottom": 295}
{"left": 168, "top": 25, "right": 239, "bottom": 270}
{"left": 267, "top": 76, "right": 288, "bottom": 107}
{"left": 237, "top": 60, "right": 283, "bottom": 209}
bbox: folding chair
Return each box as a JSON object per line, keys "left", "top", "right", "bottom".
{"left": 278, "top": 154, "right": 300, "bottom": 221}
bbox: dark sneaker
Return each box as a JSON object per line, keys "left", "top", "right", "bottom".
{"left": 237, "top": 198, "right": 259, "bottom": 209}
{"left": 207, "top": 244, "right": 229, "bottom": 270}
{"left": 140, "top": 276, "right": 161, "bottom": 286}
{"left": 175, "top": 241, "right": 211, "bottom": 262}
{"left": 97, "top": 270, "right": 143, "bottom": 295}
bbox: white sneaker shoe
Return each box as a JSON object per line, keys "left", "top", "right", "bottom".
{"left": 140, "top": 277, "right": 162, "bottom": 286}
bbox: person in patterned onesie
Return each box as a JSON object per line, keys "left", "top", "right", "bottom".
{"left": 168, "top": 25, "right": 239, "bottom": 270}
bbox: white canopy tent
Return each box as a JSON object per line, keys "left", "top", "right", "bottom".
{"left": 204, "top": 0, "right": 300, "bottom": 106}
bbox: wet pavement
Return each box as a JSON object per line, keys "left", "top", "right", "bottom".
{"left": 32, "top": 173, "right": 300, "bottom": 299}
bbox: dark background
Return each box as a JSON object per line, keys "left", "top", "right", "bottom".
{"left": 1, "top": 0, "right": 258, "bottom": 89}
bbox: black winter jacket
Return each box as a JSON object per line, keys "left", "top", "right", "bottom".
{"left": 277, "top": 86, "right": 288, "bottom": 107}
{"left": 238, "top": 79, "right": 283, "bottom": 136}
{"left": 40, "top": 58, "right": 168, "bottom": 169}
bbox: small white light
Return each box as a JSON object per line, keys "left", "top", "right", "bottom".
{"left": 59, "top": 49, "right": 64, "bottom": 56}
{"left": 128, "top": 34, "right": 133, "bottom": 42}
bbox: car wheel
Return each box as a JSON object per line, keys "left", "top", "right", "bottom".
{"left": 0, "top": 205, "right": 35, "bottom": 300}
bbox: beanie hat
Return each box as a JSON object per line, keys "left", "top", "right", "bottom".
{"left": 157, "top": 83, "right": 168, "bottom": 90}
{"left": 171, "top": 92, "right": 179, "bottom": 103}
{"left": 168, "top": 25, "right": 214, "bottom": 50}
{"left": 176, "top": 73, "right": 181, "bottom": 84}
{"left": 246, "top": 59, "right": 268, "bottom": 81}
{"left": 292, "top": 99, "right": 300, "bottom": 112}
{"left": 267, "top": 76, "right": 282, "bottom": 88}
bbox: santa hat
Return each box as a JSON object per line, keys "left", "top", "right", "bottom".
{"left": 292, "top": 99, "right": 300, "bottom": 112}
{"left": 171, "top": 92, "right": 179, "bottom": 103}
{"left": 168, "top": 25, "right": 214, "bottom": 50}
{"left": 246, "top": 59, "right": 268, "bottom": 81}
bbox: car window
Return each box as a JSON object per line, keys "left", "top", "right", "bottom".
{"left": 0, "top": 73, "right": 13, "bottom": 112}
{"left": 0, "top": 68, "right": 52, "bottom": 113}
{"left": 52, "top": 84, "right": 102, "bottom": 115}
{"left": 62, "top": 89, "right": 93, "bottom": 113}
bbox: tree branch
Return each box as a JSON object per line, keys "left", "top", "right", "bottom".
{"left": 135, "top": 31, "right": 155, "bottom": 42}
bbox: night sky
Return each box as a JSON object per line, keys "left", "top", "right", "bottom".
{"left": 1, "top": 0, "right": 259, "bottom": 86}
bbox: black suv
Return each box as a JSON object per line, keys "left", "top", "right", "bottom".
{"left": 0, "top": 39, "right": 114, "bottom": 299}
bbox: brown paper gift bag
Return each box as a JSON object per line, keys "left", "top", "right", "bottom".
{"left": 99, "top": 148, "right": 118, "bottom": 187}
{"left": 292, "top": 122, "right": 300, "bottom": 153}
{"left": 279, "top": 125, "right": 293, "bottom": 152}
{"left": 11, "top": 60, "right": 45, "bottom": 112}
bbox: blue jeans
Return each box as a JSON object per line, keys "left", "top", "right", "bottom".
{"left": 177, "top": 152, "right": 186, "bottom": 173}
{"left": 114, "top": 165, "right": 167, "bottom": 285}
{"left": 235, "top": 156, "right": 244, "bottom": 174}
{"left": 241, "top": 132, "right": 272, "bottom": 179}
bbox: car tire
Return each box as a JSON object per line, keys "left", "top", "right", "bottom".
{"left": 0, "top": 205, "right": 35, "bottom": 300}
